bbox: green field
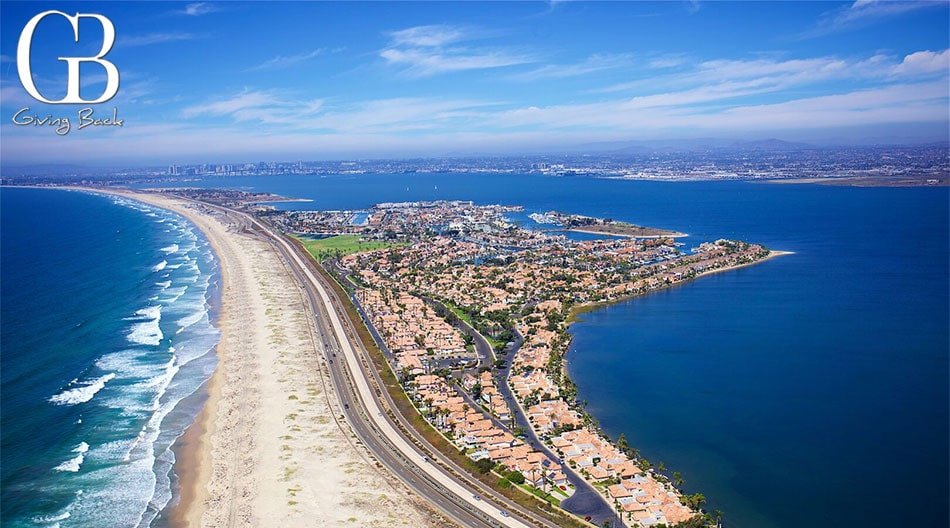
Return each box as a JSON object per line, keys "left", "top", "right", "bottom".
{"left": 294, "top": 234, "right": 399, "bottom": 260}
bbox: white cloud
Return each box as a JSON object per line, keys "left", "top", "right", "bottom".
{"left": 388, "top": 25, "right": 467, "bottom": 48}
{"left": 121, "top": 32, "right": 195, "bottom": 47}
{"left": 0, "top": 83, "right": 36, "bottom": 108}
{"left": 803, "top": 0, "right": 943, "bottom": 38}
{"left": 380, "top": 48, "right": 530, "bottom": 76}
{"left": 182, "top": 90, "right": 500, "bottom": 132}
{"left": 510, "top": 53, "right": 632, "bottom": 81}
{"left": 380, "top": 25, "right": 532, "bottom": 76}
{"left": 305, "top": 98, "right": 503, "bottom": 132}
{"left": 181, "top": 89, "right": 326, "bottom": 125}
{"left": 647, "top": 55, "right": 687, "bottom": 69}
{"left": 490, "top": 80, "right": 949, "bottom": 132}
{"left": 246, "top": 49, "right": 325, "bottom": 72}
{"left": 893, "top": 49, "right": 950, "bottom": 76}
{"left": 599, "top": 49, "right": 949, "bottom": 96}
{"left": 179, "top": 2, "right": 218, "bottom": 16}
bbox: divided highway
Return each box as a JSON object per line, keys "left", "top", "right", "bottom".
{"left": 195, "top": 200, "right": 570, "bottom": 528}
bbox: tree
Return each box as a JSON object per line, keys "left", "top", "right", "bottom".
{"left": 673, "top": 471, "right": 684, "bottom": 488}
{"left": 617, "top": 433, "right": 629, "bottom": 453}
{"left": 474, "top": 458, "right": 494, "bottom": 474}
{"left": 683, "top": 492, "right": 706, "bottom": 509}
{"left": 507, "top": 471, "right": 525, "bottom": 485}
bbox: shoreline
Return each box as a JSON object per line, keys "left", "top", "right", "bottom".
{"left": 76, "top": 187, "right": 438, "bottom": 528}
{"left": 557, "top": 248, "right": 793, "bottom": 521}
{"left": 568, "top": 250, "right": 793, "bottom": 323}
{"left": 71, "top": 188, "right": 227, "bottom": 527}
{"left": 565, "top": 227, "right": 690, "bottom": 239}
{"left": 168, "top": 373, "right": 218, "bottom": 527}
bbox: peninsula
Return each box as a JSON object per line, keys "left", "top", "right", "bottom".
{"left": 161, "top": 191, "right": 784, "bottom": 527}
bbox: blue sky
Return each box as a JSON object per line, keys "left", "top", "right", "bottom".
{"left": 1, "top": 1, "right": 948, "bottom": 164}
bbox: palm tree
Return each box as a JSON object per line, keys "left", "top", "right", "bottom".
{"left": 673, "top": 471, "right": 684, "bottom": 488}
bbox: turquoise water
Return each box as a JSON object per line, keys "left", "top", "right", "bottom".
{"left": 1, "top": 188, "right": 219, "bottom": 527}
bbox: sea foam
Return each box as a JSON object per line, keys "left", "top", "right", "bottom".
{"left": 53, "top": 443, "right": 90, "bottom": 472}
{"left": 127, "top": 306, "right": 163, "bottom": 346}
{"left": 50, "top": 374, "right": 116, "bottom": 405}
{"left": 152, "top": 260, "right": 168, "bottom": 272}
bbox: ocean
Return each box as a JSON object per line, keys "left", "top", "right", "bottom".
{"left": 0, "top": 188, "right": 220, "bottom": 528}
{"left": 3, "top": 174, "right": 947, "bottom": 528}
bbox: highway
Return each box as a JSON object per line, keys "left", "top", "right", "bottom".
{"left": 197, "top": 201, "right": 571, "bottom": 528}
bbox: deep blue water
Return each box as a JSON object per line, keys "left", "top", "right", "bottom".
{"left": 1, "top": 188, "right": 219, "bottom": 527}
{"left": 121, "top": 174, "right": 950, "bottom": 526}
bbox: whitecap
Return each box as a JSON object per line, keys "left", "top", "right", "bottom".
{"left": 32, "top": 510, "right": 71, "bottom": 525}
{"left": 160, "top": 244, "right": 179, "bottom": 254}
{"left": 50, "top": 374, "right": 116, "bottom": 405}
{"left": 53, "top": 442, "right": 90, "bottom": 472}
{"left": 152, "top": 260, "right": 167, "bottom": 272}
{"left": 161, "top": 286, "right": 188, "bottom": 304}
{"left": 176, "top": 308, "right": 207, "bottom": 332}
{"left": 127, "top": 306, "right": 163, "bottom": 346}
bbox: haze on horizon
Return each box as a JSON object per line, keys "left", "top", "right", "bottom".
{"left": 1, "top": 0, "right": 948, "bottom": 166}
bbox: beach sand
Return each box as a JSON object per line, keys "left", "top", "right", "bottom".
{"left": 103, "top": 191, "right": 441, "bottom": 528}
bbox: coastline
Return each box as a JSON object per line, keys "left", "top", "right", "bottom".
{"left": 565, "top": 227, "right": 689, "bottom": 239}
{"left": 554, "top": 248, "right": 794, "bottom": 522}
{"left": 568, "top": 250, "right": 793, "bottom": 323}
{"left": 74, "top": 188, "right": 227, "bottom": 527}
{"left": 168, "top": 368, "right": 218, "bottom": 527}
{"left": 49, "top": 186, "right": 790, "bottom": 526}
{"left": 78, "top": 188, "right": 437, "bottom": 528}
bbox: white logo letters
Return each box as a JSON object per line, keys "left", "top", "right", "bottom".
{"left": 17, "top": 10, "right": 119, "bottom": 104}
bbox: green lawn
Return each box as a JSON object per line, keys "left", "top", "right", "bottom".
{"left": 294, "top": 234, "right": 399, "bottom": 260}
{"left": 443, "top": 301, "right": 508, "bottom": 350}
{"left": 520, "top": 484, "right": 562, "bottom": 507}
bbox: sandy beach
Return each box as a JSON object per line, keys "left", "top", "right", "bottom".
{"left": 99, "top": 191, "right": 440, "bottom": 528}
{"left": 694, "top": 249, "right": 794, "bottom": 279}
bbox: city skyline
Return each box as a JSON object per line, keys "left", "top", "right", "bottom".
{"left": 1, "top": 1, "right": 949, "bottom": 165}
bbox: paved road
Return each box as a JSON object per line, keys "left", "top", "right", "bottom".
{"left": 491, "top": 335, "right": 625, "bottom": 527}
{"left": 422, "top": 296, "right": 498, "bottom": 368}
{"left": 414, "top": 284, "right": 623, "bottom": 526}
{"left": 199, "top": 202, "right": 564, "bottom": 528}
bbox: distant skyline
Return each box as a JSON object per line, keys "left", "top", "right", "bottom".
{"left": 1, "top": 1, "right": 948, "bottom": 165}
